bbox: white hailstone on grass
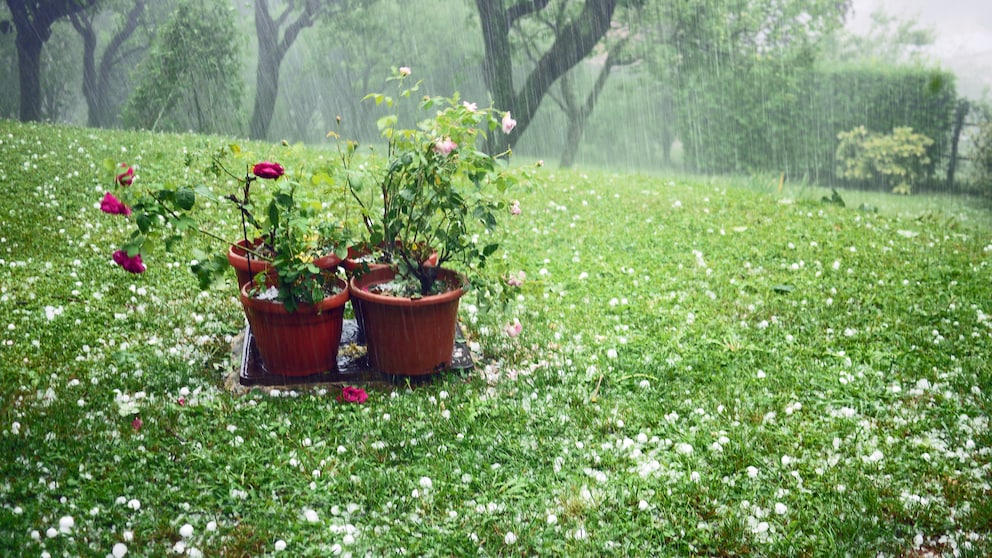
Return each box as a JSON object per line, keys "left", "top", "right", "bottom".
{"left": 58, "top": 515, "right": 75, "bottom": 533}
{"left": 547, "top": 513, "right": 558, "bottom": 524}
{"left": 419, "top": 476, "right": 433, "bottom": 489}
{"left": 187, "top": 548, "right": 202, "bottom": 558}
{"left": 303, "top": 508, "right": 319, "bottom": 523}
{"left": 274, "top": 540, "right": 287, "bottom": 552}
{"left": 675, "top": 442, "right": 694, "bottom": 455}
{"left": 112, "top": 542, "right": 128, "bottom": 558}
{"left": 504, "top": 532, "right": 517, "bottom": 545}
{"left": 638, "top": 500, "right": 649, "bottom": 511}
{"left": 12, "top": 506, "right": 21, "bottom": 515}
{"left": 774, "top": 503, "right": 788, "bottom": 515}
{"left": 127, "top": 499, "right": 141, "bottom": 510}
{"left": 747, "top": 466, "right": 759, "bottom": 479}
{"left": 179, "top": 523, "right": 194, "bottom": 538}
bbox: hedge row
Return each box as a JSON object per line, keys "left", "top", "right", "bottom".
{"left": 677, "top": 64, "right": 957, "bottom": 187}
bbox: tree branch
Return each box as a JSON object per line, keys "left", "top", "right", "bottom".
{"left": 507, "top": 0, "right": 551, "bottom": 27}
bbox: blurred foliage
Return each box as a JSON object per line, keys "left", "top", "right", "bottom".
{"left": 966, "top": 104, "right": 992, "bottom": 196}
{"left": 122, "top": 0, "right": 244, "bottom": 134}
{"left": 835, "top": 125, "right": 934, "bottom": 195}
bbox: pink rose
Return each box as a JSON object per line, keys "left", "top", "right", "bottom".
{"left": 506, "top": 271, "right": 525, "bottom": 287}
{"left": 339, "top": 386, "right": 368, "bottom": 404}
{"left": 510, "top": 200, "right": 521, "bottom": 216}
{"left": 113, "top": 249, "right": 146, "bottom": 274}
{"left": 252, "top": 161, "right": 285, "bottom": 180}
{"left": 433, "top": 138, "right": 457, "bottom": 156}
{"left": 100, "top": 192, "right": 131, "bottom": 216}
{"left": 501, "top": 112, "right": 516, "bottom": 134}
{"left": 116, "top": 165, "right": 134, "bottom": 187}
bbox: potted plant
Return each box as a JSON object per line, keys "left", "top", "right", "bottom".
{"left": 101, "top": 151, "right": 352, "bottom": 377}
{"left": 339, "top": 68, "right": 530, "bottom": 377}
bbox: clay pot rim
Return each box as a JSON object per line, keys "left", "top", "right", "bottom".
{"left": 349, "top": 267, "right": 466, "bottom": 308}
{"left": 239, "top": 278, "right": 349, "bottom": 314}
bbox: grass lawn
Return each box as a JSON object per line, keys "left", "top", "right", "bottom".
{"left": 1, "top": 119, "right": 990, "bottom": 557}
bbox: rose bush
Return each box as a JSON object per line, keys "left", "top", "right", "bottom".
{"left": 100, "top": 148, "right": 351, "bottom": 311}
{"left": 339, "top": 68, "right": 536, "bottom": 297}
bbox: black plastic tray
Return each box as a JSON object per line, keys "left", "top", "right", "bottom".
{"left": 239, "top": 319, "right": 473, "bottom": 386}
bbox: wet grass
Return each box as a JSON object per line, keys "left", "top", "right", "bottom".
{"left": 1, "top": 119, "right": 991, "bottom": 557}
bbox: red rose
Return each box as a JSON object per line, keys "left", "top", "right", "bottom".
{"left": 338, "top": 386, "right": 368, "bottom": 404}
{"left": 113, "top": 249, "right": 146, "bottom": 274}
{"left": 100, "top": 192, "right": 131, "bottom": 216}
{"left": 252, "top": 161, "right": 285, "bottom": 180}
{"left": 116, "top": 165, "right": 134, "bottom": 187}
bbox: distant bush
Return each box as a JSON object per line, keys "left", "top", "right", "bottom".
{"left": 835, "top": 126, "right": 934, "bottom": 194}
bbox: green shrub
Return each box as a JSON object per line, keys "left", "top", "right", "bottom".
{"left": 835, "top": 125, "right": 934, "bottom": 194}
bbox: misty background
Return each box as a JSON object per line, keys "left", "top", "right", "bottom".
{"left": 1, "top": 0, "right": 990, "bottom": 196}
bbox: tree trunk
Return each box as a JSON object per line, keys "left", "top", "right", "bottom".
{"left": 14, "top": 26, "right": 45, "bottom": 122}
{"left": 249, "top": 0, "right": 323, "bottom": 140}
{"left": 946, "top": 99, "right": 969, "bottom": 190}
{"left": 250, "top": 0, "right": 280, "bottom": 140}
{"left": 7, "top": 0, "right": 99, "bottom": 122}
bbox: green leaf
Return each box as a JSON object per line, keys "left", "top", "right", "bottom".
{"left": 377, "top": 115, "right": 398, "bottom": 131}
{"left": 175, "top": 187, "right": 196, "bottom": 211}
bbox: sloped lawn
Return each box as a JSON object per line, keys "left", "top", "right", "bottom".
{"left": 1, "top": 119, "right": 990, "bottom": 557}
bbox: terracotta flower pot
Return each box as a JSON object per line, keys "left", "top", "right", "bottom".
{"left": 238, "top": 280, "right": 349, "bottom": 377}
{"left": 228, "top": 238, "right": 344, "bottom": 289}
{"left": 349, "top": 266, "right": 466, "bottom": 377}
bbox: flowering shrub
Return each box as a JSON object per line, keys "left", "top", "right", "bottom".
{"left": 339, "top": 68, "right": 536, "bottom": 296}
{"left": 100, "top": 150, "right": 350, "bottom": 312}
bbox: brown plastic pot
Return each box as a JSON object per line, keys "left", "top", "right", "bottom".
{"left": 238, "top": 279, "right": 349, "bottom": 377}
{"left": 349, "top": 267, "right": 466, "bottom": 377}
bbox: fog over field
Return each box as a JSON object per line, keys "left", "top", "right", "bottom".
{"left": 849, "top": 0, "right": 992, "bottom": 96}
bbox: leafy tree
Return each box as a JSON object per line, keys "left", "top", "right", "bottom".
{"left": 474, "top": 0, "right": 619, "bottom": 150}
{"left": 122, "top": 0, "right": 242, "bottom": 134}
{"left": 656, "top": 0, "right": 850, "bottom": 173}
{"left": 69, "top": 0, "right": 162, "bottom": 127}
{"left": 3, "top": 0, "right": 98, "bottom": 121}
{"left": 823, "top": 8, "right": 935, "bottom": 65}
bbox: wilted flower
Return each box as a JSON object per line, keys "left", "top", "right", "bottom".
{"left": 116, "top": 165, "right": 134, "bottom": 187}
{"left": 433, "top": 138, "right": 458, "bottom": 156}
{"left": 501, "top": 112, "right": 516, "bottom": 134}
{"left": 506, "top": 271, "right": 525, "bottom": 287}
{"left": 100, "top": 192, "right": 131, "bottom": 216}
{"left": 131, "top": 416, "right": 143, "bottom": 431}
{"left": 252, "top": 161, "right": 285, "bottom": 179}
{"left": 462, "top": 101, "right": 478, "bottom": 112}
{"left": 399, "top": 66, "right": 411, "bottom": 76}
{"left": 113, "top": 250, "right": 145, "bottom": 274}
{"left": 339, "top": 386, "right": 368, "bottom": 404}
{"left": 504, "top": 319, "right": 522, "bottom": 338}
{"left": 510, "top": 200, "right": 521, "bottom": 215}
